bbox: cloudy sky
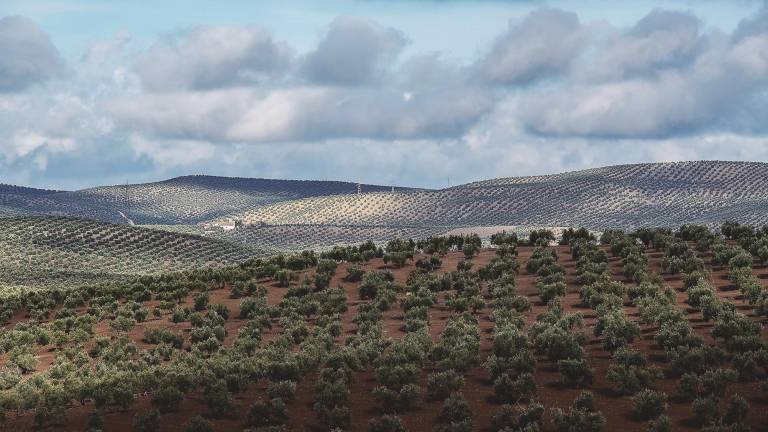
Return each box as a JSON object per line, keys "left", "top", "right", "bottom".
{"left": 1, "top": 0, "right": 767, "bottom": 190}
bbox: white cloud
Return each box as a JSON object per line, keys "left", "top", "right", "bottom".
{"left": 576, "top": 10, "right": 706, "bottom": 82}
{"left": 3, "top": 7, "right": 768, "bottom": 189}
{"left": 0, "top": 16, "right": 63, "bottom": 92}
{"left": 476, "top": 8, "right": 586, "bottom": 84}
{"left": 301, "top": 16, "right": 408, "bottom": 85}
{"left": 135, "top": 25, "right": 293, "bottom": 92}
{"left": 108, "top": 84, "right": 493, "bottom": 143}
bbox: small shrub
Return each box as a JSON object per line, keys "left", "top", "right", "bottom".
{"left": 426, "top": 370, "right": 464, "bottom": 401}
{"left": 345, "top": 265, "right": 365, "bottom": 282}
{"left": 369, "top": 415, "right": 406, "bottom": 432}
{"left": 691, "top": 397, "right": 718, "bottom": 426}
{"left": 551, "top": 392, "right": 605, "bottom": 432}
{"left": 268, "top": 380, "right": 297, "bottom": 402}
{"left": 133, "top": 409, "right": 160, "bottom": 432}
{"left": 631, "top": 389, "right": 667, "bottom": 420}
{"left": 248, "top": 398, "right": 288, "bottom": 428}
{"left": 490, "top": 402, "right": 544, "bottom": 432}
{"left": 193, "top": 292, "right": 209, "bottom": 311}
{"left": 700, "top": 369, "right": 737, "bottom": 399}
{"left": 151, "top": 385, "right": 183, "bottom": 413}
{"left": 440, "top": 393, "right": 472, "bottom": 424}
{"left": 722, "top": 394, "right": 749, "bottom": 425}
{"left": 314, "top": 403, "right": 350, "bottom": 430}
{"left": 646, "top": 415, "right": 672, "bottom": 432}
{"left": 204, "top": 381, "right": 236, "bottom": 418}
{"left": 494, "top": 372, "right": 536, "bottom": 403}
{"left": 559, "top": 358, "right": 594, "bottom": 388}
{"left": 185, "top": 416, "right": 214, "bottom": 432}
{"left": 676, "top": 373, "right": 700, "bottom": 400}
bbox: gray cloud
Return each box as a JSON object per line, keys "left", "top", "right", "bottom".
{"left": 476, "top": 8, "right": 585, "bottom": 84}
{"left": 0, "top": 16, "right": 63, "bottom": 92}
{"left": 6, "top": 6, "right": 768, "bottom": 189}
{"left": 578, "top": 10, "right": 705, "bottom": 82}
{"left": 517, "top": 7, "right": 768, "bottom": 139}
{"left": 301, "top": 16, "right": 408, "bottom": 85}
{"left": 135, "top": 25, "right": 293, "bottom": 92}
{"left": 108, "top": 85, "right": 494, "bottom": 143}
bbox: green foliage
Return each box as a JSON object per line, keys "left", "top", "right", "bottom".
{"left": 151, "top": 385, "right": 183, "bottom": 413}
{"left": 268, "top": 380, "right": 297, "bottom": 402}
{"left": 607, "top": 358, "right": 659, "bottom": 395}
{"left": 631, "top": 389, "right": 667, "bottom": 420}
{"left": 438, "top": 393, "right": 473, "bottom": 432}
{"left": 559, "top": 358, "right": 594, "bottom": 388}
{"left": 369, "top": 415, "right": 407, "bottom": 432}
{"left": 133, "top": 409, "right": 160, "bottom": 432}
{"left": 494, "top": 372, "right": 536, "bottom": 403}
{"left": 248, "top": 398, "right": 288, "bottom": 428}
{"left": 551, "top": 391, "right": 605, "bottom": 432}
{"left": 185, "top": 416, "right": 214, "bottom": 432}
{"left": 490, "top": 402, "right": 544, "bottom": 432}
{"left": 345, "top": 265, "right": 365, "bottom": 282}
{"left": 646, "top": 415, "right": 672, "bottom": 432}
{"left": 723, "top": 394, "right": 749, "bottom": 425}
{"left": 427, "top": 370, "right": 464, "bottom": 401}
{"left": 204, "top": 381, "right": 236, "bottom": 418}
{"left": 691, "top": 397, "right": 718, "bottom": 426}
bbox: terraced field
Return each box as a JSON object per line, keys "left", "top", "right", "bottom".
{"left": 0, "top": 216, "right": 263, "bottom": 289}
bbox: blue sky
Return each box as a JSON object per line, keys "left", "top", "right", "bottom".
{"left": 2, "top": 1, "right": 758, "bottom": 59}
{"left": 0, "top": 0, "right": 767, "bottom": 189}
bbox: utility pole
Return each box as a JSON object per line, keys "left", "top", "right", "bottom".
{"left": 357, "top": 179, "right": 361, "bottom": 195}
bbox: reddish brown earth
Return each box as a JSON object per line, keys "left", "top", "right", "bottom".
{"left": 2, "top": 245, "right": 768, "bottom": 431}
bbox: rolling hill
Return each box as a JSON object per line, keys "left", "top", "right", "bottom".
{"left": 0, "top": 216, "right": 264, "bottom": 289}
{"left": 0, "top": 176, "right": 409, "bottom": 225}
{"left": 224, "top": 161, "right": 768, "bottom": 231}
{"left": 3, "top": 161, "right": 768, "bottom": 254}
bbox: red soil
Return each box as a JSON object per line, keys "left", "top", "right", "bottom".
{"left": 2, "top": 246, "right": 767, "bottom": 431}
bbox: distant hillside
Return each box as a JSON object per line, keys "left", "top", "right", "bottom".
{"left": 0, "top": 176, "right": 409, "bottom": 224}
{"left": 225, "top": 161, "right": 768, "bottom": 230}
{"left": 206, "top": 224, "right": 449, "bottom": 251}
{"left": 5, "top": 161, "right": 768, "bottom": 253}
{"left": 0, "top": 216, "right": 263, "bottom": 289}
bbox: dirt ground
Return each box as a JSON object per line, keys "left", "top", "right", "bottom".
{"left": 3, "top": 245, "right": 767, "bottom": 431}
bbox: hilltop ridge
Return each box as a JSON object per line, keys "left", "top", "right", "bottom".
{"left": 3, "top": 161, "right": 768, "bottom": 251}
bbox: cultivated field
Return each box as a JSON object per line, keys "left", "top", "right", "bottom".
{"left": 0, "top": 176, "right": 406, "bottom": 225}
{"left": 227, "top": 161, "right": 768, "bottom": 230}
{"left": 1, "top": 224, "right": 767, "bottom": 431}
{"left": 0, "top": 216, "right": 263, "bottom": 290}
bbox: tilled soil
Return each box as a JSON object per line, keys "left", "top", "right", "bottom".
{"left": 3, "top": 245, "right": 768, "bottom": 431}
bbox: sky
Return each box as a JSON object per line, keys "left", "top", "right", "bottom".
{"left": 1, "top": 0, "right": 767, "bottom": 190}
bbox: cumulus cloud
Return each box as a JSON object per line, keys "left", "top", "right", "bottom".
{"left": 0, "top": 16, "right": 63, "bottom": 92}
{"left": 476, "top": 8, "right": 586, "bottom": 84}
{"left": 577, "top": 10, "right": 705, "bottom": 82}
{"left": 518, "top": 8, "right": 768, "bottom": 138}
{"left": 5, "top": 6, "right": 768, "bottom": 189}
{"left": 108, "top": 85, "right": 493, "bottom": 143}
{"left": 135, "top": 25, "right": 293, "bottom": 91}
{"left": 301, "top": 16, "right": 408, "bottom": 85}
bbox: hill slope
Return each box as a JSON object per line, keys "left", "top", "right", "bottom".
{"left": 0, "top": 216, "right": 263, "bottom": 289}
{"left": 0, "top": 176, "right": 408, "bottom": 224}
{"left": 226, "top": 161, "right": 768, "bottom": 230}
